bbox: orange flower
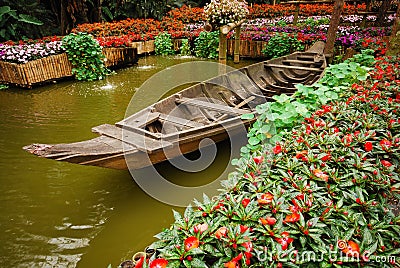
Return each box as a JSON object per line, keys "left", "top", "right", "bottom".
{"left": 284, "top": 213, "right": 300, "bottom": 224}
{"left": 215, "top": 226, "right": 228, "bottom": 239}
{"left": 313, "top": 169, "right": 329, "bottom": 182}
{"left": 184, "top": 236, "right": 199, "bottom": 251}
{"left": 258, "top": 193, "right": 274, "bottom": 205}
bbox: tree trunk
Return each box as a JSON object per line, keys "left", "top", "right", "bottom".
{"left": 387, "top": 2, "right": 400, "bottom": 55}
{"left": 324, "top": 0, "right": 344, "bottom": 58}
{"left": 60, "top": 0, "right": 68, "bottom": 35}
{"left": 375, "top": 0, "right": 391, "bottom": 27}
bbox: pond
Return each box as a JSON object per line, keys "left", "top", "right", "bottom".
{"left": 0, "top": 55, "right": 257, "bottom": 267}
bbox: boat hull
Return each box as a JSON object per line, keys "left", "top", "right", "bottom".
{"left": 24, "top": 42, "right": 327, "bottom": 170}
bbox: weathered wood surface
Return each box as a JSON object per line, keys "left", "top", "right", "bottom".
{"left": 23, "top": 42, "right": 327, "bottom": 170}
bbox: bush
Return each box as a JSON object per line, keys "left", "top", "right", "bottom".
{"left": 262, "top": 33, "right": 304, "bottom": 59}
{"left": 132, "top": 54, "right": 400, "bottom": 268}
{"left": 194, "top": 31, "right": 219, "bottom": 59}
{"left": 180, "top": 39, "right": 191, "bottom": 56}
{"left": 62, "top": 32, "right": 109, "bottom": 81}
{"left": 154, "top": 32, "right": 175, "bottom": 55}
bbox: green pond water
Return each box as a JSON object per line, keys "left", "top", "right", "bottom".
{"left": 0, "top": 55, "right": 256, "bottom": 267}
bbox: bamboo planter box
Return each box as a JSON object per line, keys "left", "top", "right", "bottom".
{"left": 131, "top": 40, "right": 155, "bottom": 54}
{"left": 0, "top": 53, "right": 73, "bottom": 87}
{"left": 227, "top": 40, "right": 266, "bottom": 58}
{"left": 102, "top": 47, "right": 138, "bottom": 68}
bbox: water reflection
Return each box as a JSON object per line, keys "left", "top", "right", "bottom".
{"left": 0, "top": 55, "right": 256, "bottom": 267}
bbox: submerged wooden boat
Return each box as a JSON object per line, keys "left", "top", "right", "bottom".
{"left": 23, "top": 42, "right": 327, "bottom": 170}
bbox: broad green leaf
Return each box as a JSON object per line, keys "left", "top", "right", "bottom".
{"left": 241, "top": 113, "right": 254, "bottom": 120}
{"left": 18, "top": 14, "right": 43, "bottom": 25}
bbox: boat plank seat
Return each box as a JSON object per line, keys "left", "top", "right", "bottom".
{"left": 116, "top": 110, "right": 160, "bottom": 129}
{"left": 92, "top": 124, "right": 172, "bottom": 153}
{"left": 282, "top": 59, "right": 322, "bottom": 66}
{"left": 158, "top": 114, "right": 204, "bottom": 128}
{"left": 265, "top": 63, "right": 322, "bottom": 72}
{"left": 175, "top": 97, "right": 248, "bottom": 115}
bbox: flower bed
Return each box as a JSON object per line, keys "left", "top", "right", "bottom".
{"left": 124, "top": 53, "right": 400, "bottom": 267}
{"left": 0, "top": 53, "right": 72, "bottom": 87}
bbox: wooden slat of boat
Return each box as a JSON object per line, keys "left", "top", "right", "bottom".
{"left": 282, "top": 59, "right": 320, "bottom": 65}
{"left": 92, "top": 124, "right": 172, "bottom": 153}
{"left": 79, "top": 151, "right": 127, "bottom": 166}
{"left": 264, "top": 70, "right": 294, "bottom": 87}
{"left": 158, "top": 113, "right": 204, "bottom": 128}
{"left": 297, "top": 55, "right": 318, "bottom": 61}
{"left": 116, "top": 109, "right": 160, "bottom": 129}
{"left": 176, "top": 97, "right": 249, "bottom": 115}
{"left": 265, "top": 64, "right": 323, "bottom": 72}
{"left": 278, "top": 70, "right": 315, "bottom": 83}
{"left": 217, "top": 95, "right": 256, "bottom": 121}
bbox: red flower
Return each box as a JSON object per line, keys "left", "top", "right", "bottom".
{"left": 258, "top": 193, "right": 274, "bottom": 205}
{"left": 381, "top": 160, "right": 392, "bottom": 167}
{"left": 253, "top": 155, "right": 264, "bottom": 164}
{"left": 215, "top": 226, "right": 227, "bottom": 239}
{"left": 275, "top": 232, "right": 294, "bottom": 250}
{"left": 320, "top": 154, "right": 331, "bottom": 162}
{"left": 273, "top": 144, "right": 282, "bottom": 154}
{"left": 240, "top": 224, "right": 249, "bottom": 233}
{"left": 224, "top": 253, "right": 243, "bottom": 268}
{"left": 284, "top": 213, "right": 300, "bottom": 223}
{"left": 242, "top": 241, "right": 253, "bottom": 252}
{"left": 149, "top": 258, "right": 168, "bottom": 268}
{"left": 380, "top": 139, "right": 392, "bottom": 150}
{"left": 134, "top": 256, "right": 144, "bottom": 268}
{"left": 260, "top": 216, "right": 277, "bottom": 226}
{"left": 364, "top": 141, "right": 373, "bottom": 152}
{"left": 342, "top": 134, "right": 353, "bottom": 146}
{"left": 313, "top": 169, "right": 329, "bottom": 182}
{"left": 184, "top": 236, "right": 199, "bottom": 251}
{"left": 242, "top": 198, "right": 251, "bottom": 208}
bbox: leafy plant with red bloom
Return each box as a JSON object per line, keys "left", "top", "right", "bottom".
{"left": 133, "top": 53, "right": 399, "bottom": 267}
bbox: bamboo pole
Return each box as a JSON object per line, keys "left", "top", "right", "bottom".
{"left": 234, "top": 28, "right": 241, "bottom": 63}
{"left": 324, "top": 0, "right": 344, "bottom": 58}
{"left": 220, "top": 19, "right": 246, "bottom": 35}
{"left": 219, "top": 31, "right": 227, "bottom": 63}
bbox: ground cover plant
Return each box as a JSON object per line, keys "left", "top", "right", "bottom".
{"left": 122, "top": 53, "right": 400, "bottom": 267}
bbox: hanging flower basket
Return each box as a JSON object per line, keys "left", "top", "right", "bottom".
{"left": 204, "top": 0, "right": 249, "bottom": 27}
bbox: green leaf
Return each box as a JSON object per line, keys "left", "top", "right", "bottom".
{"left": 248, "top": 137, "right": 260, "bottom": 146}
{"left": 18, "top": 14, "right": 43, "bottom": 25}
{"left": 241, "top": 113, "right": 255, "bottom": 120}
{"left": 190, "top": 258, "right": 208, "bottom": 268}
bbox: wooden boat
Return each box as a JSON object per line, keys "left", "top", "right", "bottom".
{"left": 23, "top": 42, "right": 327, "bottom": 170}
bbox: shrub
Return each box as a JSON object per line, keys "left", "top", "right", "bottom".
{"left": 180, "top": 39, "right": 191, "bottom": 56}
{"left": 154, "top": 32, "right": 175, "bottom": 56}
{"left": 62, "top": 32, "right": 109, "bottom": 81}
{"left": 133, "top": 54, "right": 400, "bottom": 268}
{"left": 194, "top": 31, "right": 219, "bottom": 59}
{"left": 262, "top": 33, "right": 304, "bottom": 59}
